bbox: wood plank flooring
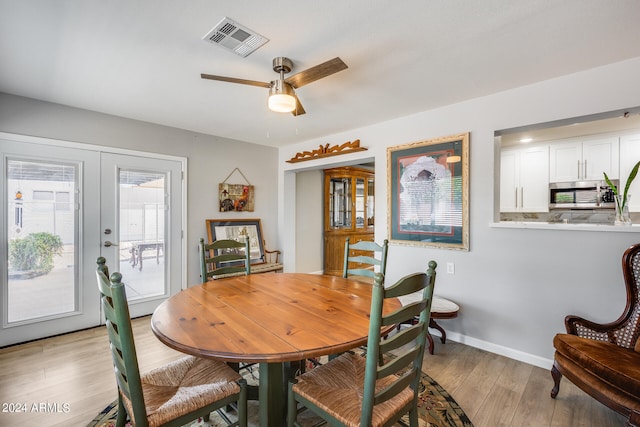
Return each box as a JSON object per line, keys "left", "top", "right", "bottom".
{"left": 0, "top": 317, "right": 626, "bottom": 426}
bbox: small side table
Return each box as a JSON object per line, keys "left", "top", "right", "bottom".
{"left": 428, "top": 297, "right": 460, "bottom": 354}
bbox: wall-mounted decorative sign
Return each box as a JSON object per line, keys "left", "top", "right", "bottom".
{"left": 387, "top": 133, "right": 469, "bottom": 251}
{"left": 219, "top": 168, "right": 254, "bottom": 212}
{"left": 286, "top": 139, "right": 366, "bottom": 163}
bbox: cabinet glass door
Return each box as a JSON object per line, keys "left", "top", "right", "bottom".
{"left": 355, "top": 178, "right": 365, "bottom": 229}
{"left": 367, "top": 178, "right": 375, "bottom": 227}
{"left": 330, "top": 178, "right": 351, "bottom": 228}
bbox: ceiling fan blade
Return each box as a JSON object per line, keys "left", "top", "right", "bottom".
{"left": 200, "top": 73, "right": 271, "bottom": 88}
{"left": 285, "top": 57, "right": 348, "bottom": 89}
{"left": 291, "top": 94, "right": 306, "bottom": 116}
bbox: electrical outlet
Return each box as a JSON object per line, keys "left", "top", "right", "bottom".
{"left": 446, "top": 262, "right": 455, "bottom": 275}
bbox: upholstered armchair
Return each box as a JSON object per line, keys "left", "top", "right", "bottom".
{"left": 551, "top": 243, "right": 640, "bottom": 426}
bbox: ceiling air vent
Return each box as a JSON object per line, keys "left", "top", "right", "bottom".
{"left": 202, "top": 17, "right": 269, "bottom": 58}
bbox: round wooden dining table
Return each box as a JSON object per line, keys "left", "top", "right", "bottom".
{"left": 151, "top": 272, "right": 401, "bottom": 427}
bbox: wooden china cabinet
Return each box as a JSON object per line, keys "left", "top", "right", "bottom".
{"left": 323, "top": 166, "right": 375, "bottom": 276}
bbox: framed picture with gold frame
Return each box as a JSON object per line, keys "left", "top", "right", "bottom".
{"left": 387, "top": 132, "right": 469, "bottom": 250}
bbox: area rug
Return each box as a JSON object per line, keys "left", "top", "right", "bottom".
{"left": 88, "top": 364, "right": 473, "bottom": 427}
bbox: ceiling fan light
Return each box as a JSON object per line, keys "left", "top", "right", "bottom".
{"left": 268, "top": 80, "right": 296, "bottom": 113}
{"left": 269, "top": 94, "right": 296, "bottom": 112}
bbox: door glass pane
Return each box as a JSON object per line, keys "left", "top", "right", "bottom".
{"left": 119, "top": 170, "right": 165, "bottom": 301}
{"left": 6, "top": 159, "right": 76, "bottom": 323}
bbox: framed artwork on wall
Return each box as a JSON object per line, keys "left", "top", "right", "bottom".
{"left": 387, "top": 132, "right": 469, "bottom": 251}
{"left": 219, "top": 183, "right": 254, "bottom": 212}
{"left": 205, "top": 218, "right": 265, "bottom": 264}
{"left": 218, "top": 167, "right": 254, "bottom": 212}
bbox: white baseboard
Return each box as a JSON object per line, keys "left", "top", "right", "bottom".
{"left": 437, "top": 330, "right": 554, "bottom": 370}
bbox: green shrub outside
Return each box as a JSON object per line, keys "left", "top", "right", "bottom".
{"left": 9, "top": 232, "right": 64, "bottom": 274}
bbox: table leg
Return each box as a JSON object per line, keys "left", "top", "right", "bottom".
{"left": 138, "top": 247, "right": 144, "bottom": 271}
{"left": 429, "top": 318, "right": 447, "bottom": 344}
{"left": 130, "top": 247, "right": 137, "bottom": 268}
{"left": 427, "top": 331, "right": 435, "bottom": 355}
{"left": 258, "top": 362, "right": 285, "bottom": 427}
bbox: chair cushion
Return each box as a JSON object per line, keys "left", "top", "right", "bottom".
{"left": 431, "top": 297, "right": 459, "bottom": 314}
{"left": 292, "top": 352, "right": 414, "bottom": 427}
{"left": 554, "top": 334, "right": 640, "bottom": 398}
{"left": 121, "top": 356, "right": 242, "bottom": 427}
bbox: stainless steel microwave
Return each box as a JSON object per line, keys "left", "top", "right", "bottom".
{"left": 549, "top": 180, "right": 617, "bottom": 210}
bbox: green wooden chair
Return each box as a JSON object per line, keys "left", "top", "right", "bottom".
{"left": 96, "top": 257, "right": 247, "bottom": 427}
{"left": 343, "top": 237, "right": 389, "bottom": 281}
{"left": 199, "top": 237, "right": 255, "bottom": 375}
{"left": 287, "top": 261, "right": 437, "bottom": 427}
{"left": 199, "top": 237, "right": 251, "bottom": 281}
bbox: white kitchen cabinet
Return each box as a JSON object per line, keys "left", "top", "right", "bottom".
{"left": 549, "top": 137, "right": 619, "bottom": 182}
{"left": 619, "top": 133, "right": 640, "bottom": 212}
{"left": 500, "top": 145, "right": 549, "bottom": 212}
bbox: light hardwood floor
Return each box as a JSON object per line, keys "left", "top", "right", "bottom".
{"left": 0, "top": 317, "right": 626, "bottom": 427}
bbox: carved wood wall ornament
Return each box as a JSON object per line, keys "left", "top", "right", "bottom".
{"left": 286, "top": 139, "right": 367, "bottom": 163}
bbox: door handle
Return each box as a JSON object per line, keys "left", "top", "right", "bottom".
{"left": 103, "top": 241, "right": 119, "bottom": 247}
{"left": 577, "top": 160, "right": 581, "bottom": 179}
{"left": 584, "top": 159, "right": 587, "bottom": 178}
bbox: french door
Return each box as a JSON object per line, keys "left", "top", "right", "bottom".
{"left": 100, "top": 153, "right": 183, "bottom": 318}
{"left": 0, "top": 136, "right": 184, "bottom": 346}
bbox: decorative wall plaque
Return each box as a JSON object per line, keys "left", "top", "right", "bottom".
{"left": 286, "top": 139, "right": 366, "bottom": 163}
{"left": 219, "top": 168, "right": 254, "bottom": 212}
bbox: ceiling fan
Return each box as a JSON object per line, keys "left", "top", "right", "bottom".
{"left": 201, "top": 56, "right": 348, "bottom": 116}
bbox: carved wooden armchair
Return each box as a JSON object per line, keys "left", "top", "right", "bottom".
{"left": 551, "top": 243, "right": 640, "bottom": 426}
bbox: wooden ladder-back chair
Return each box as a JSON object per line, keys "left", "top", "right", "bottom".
{"left": 551, "top": 243, "right": 640, "bottom": 426}
{"left": 199, "top": 237, "right": 251, "bottom": 281}
{"left": 288, "top": 261, "right": 437, "bottom": 427}
{"left": 343, "top": 237, "right": 389, "bottom": 281}
{"left": 96, "top": 257, "right": 247, "bottom": 427}
{"left": 342, "top": 237, "right": 390, "bottom": 365}
{"left": 199, "top": 238, "right": 256, "bottom": 375}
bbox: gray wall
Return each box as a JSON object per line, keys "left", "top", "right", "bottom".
{"left": 295, "top": 170, "right": 324, "bottom": 273}
{"left": 0, "top": 92, "right": 279, "bottom": 286}
{"left": 280, "top": 56, "right": 640, "bottom": 368}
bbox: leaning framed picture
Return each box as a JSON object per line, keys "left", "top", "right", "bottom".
{"left": 387, "top": 132, "right": 469, "bottom": 251}
{"left": 205, "top": 218, "right": 266, "bottom": 264}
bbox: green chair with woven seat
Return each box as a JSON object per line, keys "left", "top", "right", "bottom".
{"left": 199, "top": 237, "right": 255, "bottom": 376}
{"left": 342, "top": 237, "right": 389, "bottom": 365}
{"left": 199, "top": 237, "right": 251, "bottom": 281}
{"left": 96, "top": 257, "right": 247, "bottom": 427}
{"left": 287, "top": 261, "right": 437, "bottom": 427}
{"left": 343, "top": 237, "right": 389, "bottom": 282}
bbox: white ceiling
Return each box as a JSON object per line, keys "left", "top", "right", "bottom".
{"left": 1, "top": 1, "right": 640, "bottom": 148}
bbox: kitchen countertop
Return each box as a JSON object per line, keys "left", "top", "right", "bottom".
{"left": 492, "top": 221, "right": 640, "bottom": 232}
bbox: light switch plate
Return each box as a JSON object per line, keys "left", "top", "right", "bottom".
{"left": 446, "top": 262, "right": 455, "bottom": 275}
